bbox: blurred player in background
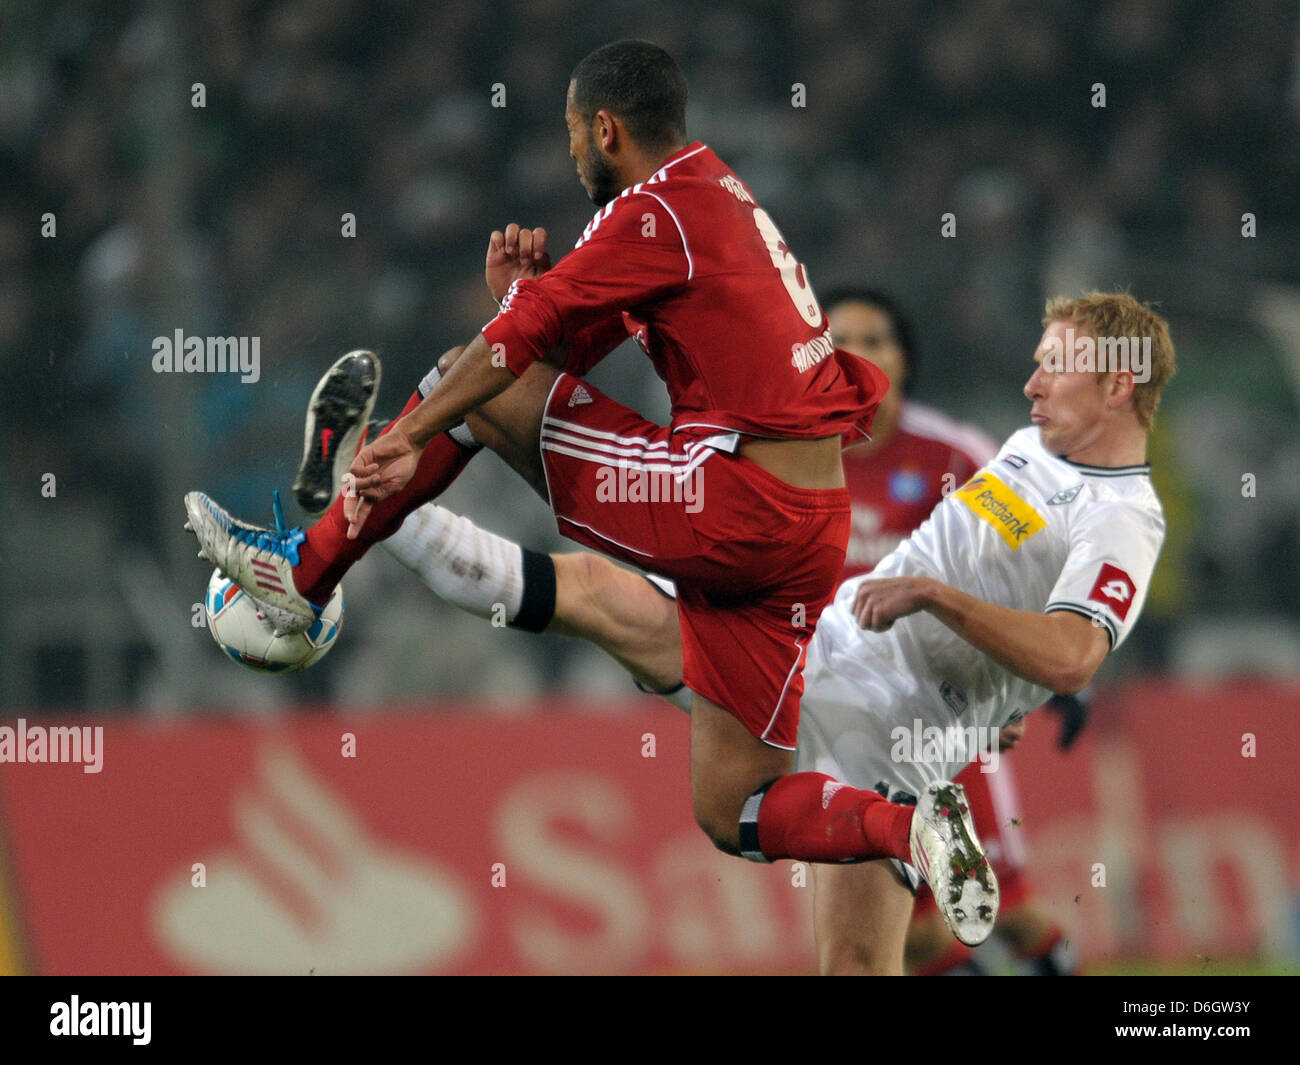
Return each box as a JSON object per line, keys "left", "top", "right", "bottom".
{"left": 363, "top": 289, "right": 1172, "bottom": 971}
{"left": 184, "top": 40, "right": 1010, "bottom": 942}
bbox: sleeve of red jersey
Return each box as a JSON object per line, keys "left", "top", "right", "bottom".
{"left": 480, "top": 194, "right": 690, "bottom": 376}
{"left": 563, "top": 313, "right": 630, "bottom": 377}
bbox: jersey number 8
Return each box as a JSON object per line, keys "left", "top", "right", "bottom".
{"left": 753, "top": 208, "right": 823, "bottom": 327}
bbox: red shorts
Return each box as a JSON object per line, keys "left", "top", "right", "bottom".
{"left": 915, "top": 758, "right": 1031, "bottom": 913}
{"left": 540, "top": 373, "right": 850, "bottom": 749}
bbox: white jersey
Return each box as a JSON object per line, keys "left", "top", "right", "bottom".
{"left": 796, "top": 425, "right": 1165, "bottom": 798}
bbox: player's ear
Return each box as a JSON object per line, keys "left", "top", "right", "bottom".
{"left": 1108, "top": 369, "right": 1136, "bottom": 410}
{"left": 594, "top": 108, "right": 618, "bottom": 152}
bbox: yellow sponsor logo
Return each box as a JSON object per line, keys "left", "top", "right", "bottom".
{"left": 955, "top": 472, "right": 1045, "bottom": 550}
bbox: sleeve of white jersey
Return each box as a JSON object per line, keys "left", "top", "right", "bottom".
{"left": 1043, "top": 499, "right": 1165, "bottom": 650}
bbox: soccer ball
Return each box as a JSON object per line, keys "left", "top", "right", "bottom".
{"left": 204, "top": 568, "right": 344, "bottom": 672}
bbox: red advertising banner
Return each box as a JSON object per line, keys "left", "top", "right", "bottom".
{"left": 1007, "top": 677, "right": 1299, "bottom": 966}
{"left": 0, "top": 703, "right": 815, "bottom": 975}
{"left": 0, "top": 678, "right": 1296, "bottom": 974}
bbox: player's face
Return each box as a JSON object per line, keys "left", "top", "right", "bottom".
{"left": 1024, "top": 320, "right": 1112, "bottom": 458}
{"left": 828, "top": 300, "right": 907, "bottom": 419}
{"left": 827, "top": 301, "right": 907, "bottom": 386}
{"left": 565, "top": 85, "right": 619, "bottom": 207}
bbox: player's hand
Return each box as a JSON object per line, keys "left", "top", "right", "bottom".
{"left": 1044, "top": 687, "right": 1093, "bottom": 750}
{"left": 344, "top": 425, "right": 422, "bottom": 539}
{"left": 486, "top": 223, "right": 550, "bottom": 305}
{"left": 852, "top": 576, "right": 933, "bottom": 632}
{"left": 998, "top": 718, "right": 1027, "bottom": 751}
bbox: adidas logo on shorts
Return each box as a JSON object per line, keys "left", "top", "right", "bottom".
{"left": 569, "top": 384, "right": 594, "bottom": 407}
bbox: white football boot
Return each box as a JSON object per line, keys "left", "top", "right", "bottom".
{"left": 909, "top": 781, "right": 999, "bottom": 946}
{"left": 184, "top": 489, "right": 318, "bottom": 635}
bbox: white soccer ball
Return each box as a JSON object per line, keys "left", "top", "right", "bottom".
{"left": 204, "top": 568, "right": 344, "bottom": 672}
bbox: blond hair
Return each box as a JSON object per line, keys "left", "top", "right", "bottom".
{"left": 1044, "top": 292, "right": 1175, "bottom": 429}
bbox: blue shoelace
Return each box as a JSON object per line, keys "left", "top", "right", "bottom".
{"left": 223, "top": 490, "right": 306, "bottom": 567}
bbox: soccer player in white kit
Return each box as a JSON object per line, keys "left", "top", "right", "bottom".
{"left": 290, "top": 290, "right": 1177, "bottom": 973}
{"left": 795, "top": 293, "right": 1172, "bottom": 972}
{"left": 799, "top": 397, "right": 1165, "bottom": 807}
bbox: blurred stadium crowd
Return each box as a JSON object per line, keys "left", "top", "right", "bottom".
{"left": 2, "top": 0, "right": 1298, "bottom": 711}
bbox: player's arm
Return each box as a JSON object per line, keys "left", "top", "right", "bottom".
{"left": 427, "top": 199, "right": 684, "bottom": 433}
{"left": 348, "top": 202, "right": 686, "bottom": 529}
{"left": 344, "top": 332, "right": 517, "bottom": 527}
{"left": 852, "top": 576, "right": 1109, "bottom": 694}
{"left": 487, "top": 224, "right": 626, "bottom": 373}
{"left": 479, "top": 195, "right": 687, "bottom": 378}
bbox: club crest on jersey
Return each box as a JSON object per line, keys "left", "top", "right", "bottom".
{"left": 1047, "top": 483, "right": 1085, "bottom": 506}
{"left": 888, "top": 467, "right": 927, "bottom": 503}
{"left": 1088, "top": 563, "right": 1136, "bottom": 621}
{"left": 954, "top": 473, "right": 1045, "bottom": 550}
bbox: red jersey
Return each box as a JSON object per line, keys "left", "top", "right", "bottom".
{"left": 841, "top": 402, "right": 998, "bottom": 579}
{"left": 481, "top": 143, "right": 888, "bottom": 444}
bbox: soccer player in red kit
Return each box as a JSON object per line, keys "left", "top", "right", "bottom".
{"left": 373, "top": 287, "right": 1090, "bottom": 972}
{"left": 185, "top": 40, "right": 994, "bottom": 931}
{"left": 334, "top": 285, "right": 1171, "bottom": 976}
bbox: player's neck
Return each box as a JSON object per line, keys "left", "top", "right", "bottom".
{"left": 1063, "top": 421, "right": 1147, "bottom": 468}
{"left": 619, "top": 141, "right": 689, "bottom": 188}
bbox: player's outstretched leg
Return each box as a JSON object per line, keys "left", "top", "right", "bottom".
{"left": 383, "top": 503, "right": 683, "bottom": 696}
{"left": 185, "top": 348, "right": 482, "bottom": 632}
{"left": 908, "top": 781, "right": 999, "bottom": 946}
{"left": 293, "top": 349, "right": 382, "bottom": 517}
{"left": 184, "top": 488, "right": 315, "bottom": 634}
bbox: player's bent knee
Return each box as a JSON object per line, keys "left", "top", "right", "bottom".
{"left": 695, "top": 818, "right": 743, "bottom": 858}
{"left": 692, "top": 794, "right": 743, "bottom": 857}
{"left": 436, "top": 345, "right": 467, "bottom": 373}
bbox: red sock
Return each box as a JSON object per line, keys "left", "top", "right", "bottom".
{"left": 747, "top": 772, "right": 913, "bottom": 863}
{"left": 293, "top": 390, "right": 478, "bottom": 604}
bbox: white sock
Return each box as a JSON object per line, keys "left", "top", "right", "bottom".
{"left": 383, "top": 504, "right": 524, "bottom": 622}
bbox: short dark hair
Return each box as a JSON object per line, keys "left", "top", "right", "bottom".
{"left": 570, "top": 40, "right": 688, "bottom": 152}
{"left": 820, "top": 287, "right": 921, "bottom": 395}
